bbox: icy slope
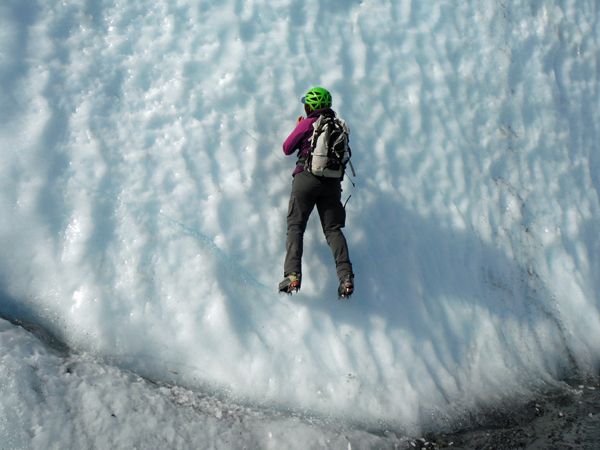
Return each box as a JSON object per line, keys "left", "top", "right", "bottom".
{"left": 0, "top": 316, "right": 401, "bottom": 449}
{"left": 1, "top": 0, "right": 600, "bottom": 433}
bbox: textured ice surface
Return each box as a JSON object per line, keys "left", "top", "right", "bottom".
{"left": 0, "top": 316, "right": 402, "bottom": 449}
{"left": 1, "top": 0, "right": 600, "bottom": 444}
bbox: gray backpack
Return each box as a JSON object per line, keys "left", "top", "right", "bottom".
{"left": 304, "top": 115, "right": 354, "bottom": 179}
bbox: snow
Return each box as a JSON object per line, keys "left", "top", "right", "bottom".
{"left": 1, "top": 0, "right": 600, "bottom": 447}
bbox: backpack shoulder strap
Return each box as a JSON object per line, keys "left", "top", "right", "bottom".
{"left": 334, "top": 117, "right": 350, "bottom": 135}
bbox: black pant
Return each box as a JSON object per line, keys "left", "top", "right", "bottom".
{"left": 284, "top": 170, "right": 353, "bottom": 279}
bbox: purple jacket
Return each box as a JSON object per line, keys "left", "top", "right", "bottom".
{"left": 283, "top": 108, "right": 336, "bottom": 176}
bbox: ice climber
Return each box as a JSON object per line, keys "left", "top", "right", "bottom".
{"left": 278, "top": 87, "right": 355, "bottom": 298}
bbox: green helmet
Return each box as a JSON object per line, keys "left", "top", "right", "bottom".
{"left": 301, "top": 87, "right": 332, "bottom": 111}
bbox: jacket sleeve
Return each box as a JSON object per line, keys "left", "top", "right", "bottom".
{"left": 283, "top": 120, "right": 313, "bottom": 155}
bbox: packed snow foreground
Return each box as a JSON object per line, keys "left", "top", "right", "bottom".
{"left": 1, "top": 0, "right": 600, "bottom": 443}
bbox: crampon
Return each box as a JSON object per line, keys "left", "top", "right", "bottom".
{"left": 278, "top": 273, "right": 301, "bottom": 294}
{"left": 338, "top": 274, "right": 354, "bottom": 298}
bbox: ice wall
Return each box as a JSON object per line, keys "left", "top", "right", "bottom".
{"left": 1, "top": 0, "right": 600, "bottom": 432}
